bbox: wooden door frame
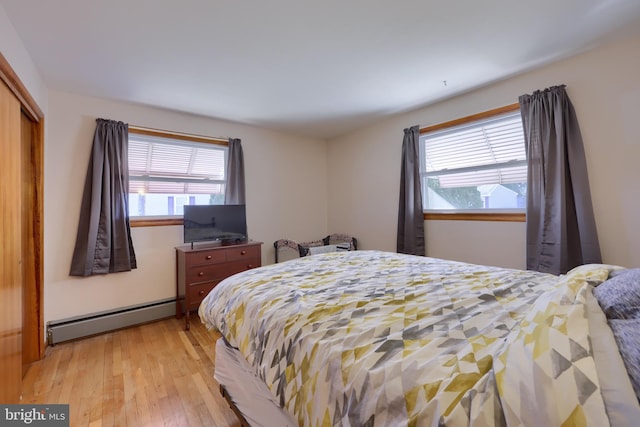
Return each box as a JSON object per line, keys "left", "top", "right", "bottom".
{"left": 0, "top": 52, "right": 45, "bottom": 362}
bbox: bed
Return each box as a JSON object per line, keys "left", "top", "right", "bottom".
{"left": 198, "top": 250, "right": 640, "bottom": 426}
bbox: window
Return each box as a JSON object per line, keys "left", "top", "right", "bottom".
{"left": 128, "top": 128, "right": 228, "bottom": 220}
{"left": 420, "top": 105, "right": 526, "bottom": 214}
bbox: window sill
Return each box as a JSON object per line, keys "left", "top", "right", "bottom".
{"left": 424, "top": 212, "right": 525, "bottom": 222}
{"left": 130, "top": 217, "right": 183, "bottom": 227}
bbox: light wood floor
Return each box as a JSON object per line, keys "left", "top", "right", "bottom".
{"left": 21, "top": 316, "right": 242, "bottom": 427}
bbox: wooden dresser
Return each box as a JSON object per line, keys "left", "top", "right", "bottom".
{"left": 175, "top": 241, "right": 262, "bottom": 330}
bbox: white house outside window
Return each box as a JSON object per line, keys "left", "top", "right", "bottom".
{"left": 420, "top": 110, "right": 527, "bottom": 212}
{"left": 128, "top": 130, "right": 228, "bottom": 218}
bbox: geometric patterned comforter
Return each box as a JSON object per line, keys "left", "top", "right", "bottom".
{"left": 198, "top": 250, "right": 619, "bottom": 426}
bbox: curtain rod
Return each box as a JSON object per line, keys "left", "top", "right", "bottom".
{"left": 129, "top": 125, "right": 229, "bottom": 144}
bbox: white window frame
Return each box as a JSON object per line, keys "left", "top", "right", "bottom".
{"left": 128, "top": 127, "right": 228, "bottom": 226}
{"left": 419, "top": 104, "right": 527, "bottom": 220}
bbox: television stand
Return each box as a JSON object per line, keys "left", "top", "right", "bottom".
{"left": 175, "top": 240, "right": 262, "bottom": 330}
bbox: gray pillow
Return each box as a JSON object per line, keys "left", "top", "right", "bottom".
{"left": 609, "top": 319, "right": 640, "bottom": 401}
{"left": 593, "top": 269, "right": 640, "bottom": 319}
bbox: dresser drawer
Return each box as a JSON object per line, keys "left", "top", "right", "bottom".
{"left": 226, "top": 244, "right": 261, "bottom": 261}
{"left": 187, "top": 282, "right": 217, "bottom": 308}
{"left": 186, "top": 263, "right": 229, "bottom": 283}
{"left": 185, "top": 249, "right": 227, "bottom": 268}
{"left": 217, "top": 258, "right": 260, "bottom": 276}
{"left": 187, "top": 258, "right": 257, "bottom": 283}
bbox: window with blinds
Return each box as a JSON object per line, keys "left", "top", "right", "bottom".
{"left": 420, "top": 110, "right": 527, "bottom": 211}
{"left": 128, "top": 130, "right": 228, "bottom": 217}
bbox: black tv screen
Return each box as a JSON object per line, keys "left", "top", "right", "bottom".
{"left": 183, "top": 204, "right": 247, "bottom": 244}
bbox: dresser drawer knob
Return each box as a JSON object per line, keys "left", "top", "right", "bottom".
{"left": 205, "top": 255, "right": 212, "bottom": 260}
{"left": 240, "top": 250, "right": 247, "bottom": 255}
{"left": 198, "top": 272, "right": 204, "bottom": 276}
{"left": 199, "top": 290, "right": 205, "bottom": 296}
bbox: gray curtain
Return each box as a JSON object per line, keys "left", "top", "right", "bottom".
{"left": 397, "top": 125, "right": 425, "bottom": 256}
{"left": 519, "top": 85, "right": 601, "bottom": 274}
{"left": 69, "top": 119, "right": 137, "bottom": 276}
{"left": 224, "top": 138, "right": 245, "bottom": 205}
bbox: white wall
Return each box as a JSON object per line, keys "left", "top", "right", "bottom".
{"left": 328, "top": 30, "right": 640, "bottom": 270}
{"left": 0, "top": 4, "right": 47, "bottom": 113}
{"left": 424, "top": 221, "right": 525, "bottom": 269}
{"left": 45, "top": 91, "right": 328, "bottom": 322}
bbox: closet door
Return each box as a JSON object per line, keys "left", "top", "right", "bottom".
{"left": 0, "top": 79, "right": 23, "bottom": 403}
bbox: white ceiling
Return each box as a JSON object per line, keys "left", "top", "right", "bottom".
{"left": 3, "top": 0, "right": 640, "bottom": 139}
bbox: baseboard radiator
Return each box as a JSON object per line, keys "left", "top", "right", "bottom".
{"left": 47, "top": 298, "right": 175, "bottom": 345}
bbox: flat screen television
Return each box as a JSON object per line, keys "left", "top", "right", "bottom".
{"left": 183, "top": 204, "right": 247, "bottom": 245}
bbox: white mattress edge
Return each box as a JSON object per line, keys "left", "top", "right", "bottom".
{"left": 214, "top": 338, "right": 298, "bottom": 427}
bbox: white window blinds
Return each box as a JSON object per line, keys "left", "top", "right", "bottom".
{"left": 128, "top": 133, "right": 227, "bottom": 195}
{"left": 421, "top": 111, "right": 526, "bottom": 188}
